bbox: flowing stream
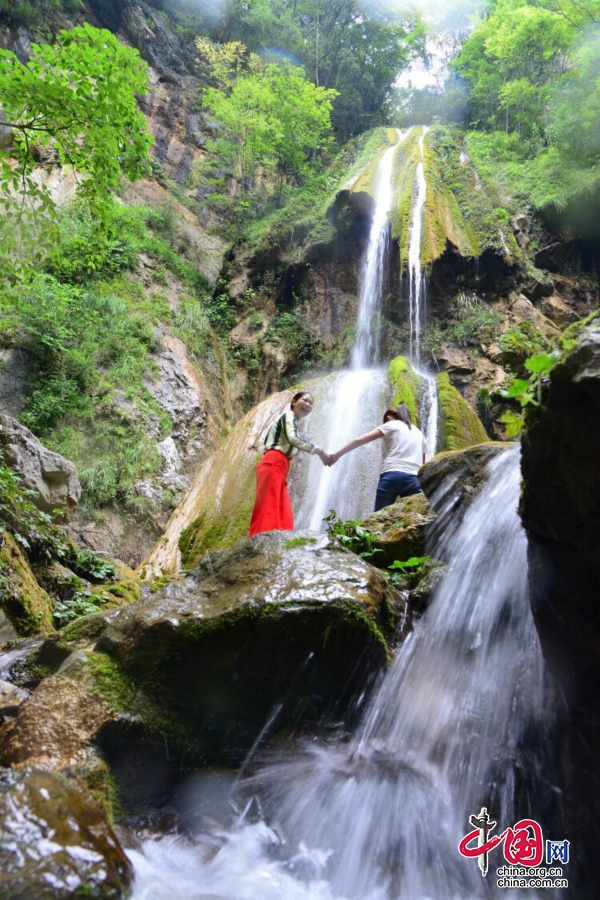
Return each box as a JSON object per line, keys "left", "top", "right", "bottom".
{"left": 293, "top": 130, "right": 407, "bottom": 528}
{"left": 406, "top": 126, "right": 438, "bottom": 459}
{"left": 129, "top": 447, "right": 554, "bottom": 899}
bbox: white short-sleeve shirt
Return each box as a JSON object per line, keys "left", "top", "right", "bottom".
{"left": 377, "top": 420, "right": 427, "bottom": 475}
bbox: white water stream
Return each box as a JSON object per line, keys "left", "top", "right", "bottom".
{"left": 130, "top": 448, "right": 553, "bottom": 899}
{"left": 293, "top": 131, "right": 407, "bottom": 528}
{"left": 406, "top": 126, "right": 438, "bottom": 459}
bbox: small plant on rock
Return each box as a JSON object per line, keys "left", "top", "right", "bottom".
{"left": 324, "top": 511, "right": 382, "bottom": 561}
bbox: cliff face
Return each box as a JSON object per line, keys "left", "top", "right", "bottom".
{"left": 0, "top": 2, "right": 233, "bottom": 565}
{"left": 1, "top": 3, "right": 598, "bottom": 569}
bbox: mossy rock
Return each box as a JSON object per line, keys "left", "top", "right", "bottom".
{"left": 0, "top": 531, "right": 55, "bottom": 636}
{"left": 437, "top": 372, "right": 489, "bottom": 451}
{"left": 420, "top": 134, "right": 481, "bottom": 268}
{"left": 103, "top": 532, "right": 409, "bottom": 762}
{"left": 141, "top": 376, "right": 329, "bottom": 578}
{"left": 361, "top": 492, "right": 436, "bottom": 569}
{"left": 388, "top": 356, "right": 422, "bottom": 425}
{"left": 351, "top": 127, "right": 400, "bottom": 197}
{"left": 390, "top": 128, "right": 422, "bottom": 268}
{"left": 0, "top": 767, "right": 133, "bottom": 899}
{"left": 91, "top": 577, "right": 142, "bottom": 608}
{"left": 420, "top": 443, "right": 513, "bottom": 520}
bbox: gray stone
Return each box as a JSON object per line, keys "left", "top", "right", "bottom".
{"left": 520, "top": 315, "right": 600, "bottom": 896}
{"left": 361, "top": 493, "right": 436, "bottom": 568}
{"left": 0, "top": 348, "right": 29, "bottom": 416}
{"left": 0, "top": 415, "right": 81, "bottom": 516}
{"left": 0, "top": 679, "right": 28, "bottom": 716}
{"left": 100, "top": 531, "right": 407, "bottom": 760}
{"left": 0, "top": 767, "right": 132, "bottom": 899}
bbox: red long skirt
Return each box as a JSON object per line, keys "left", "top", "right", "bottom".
{"left": 249, "top": 450, "right": 294, "bottom": 536}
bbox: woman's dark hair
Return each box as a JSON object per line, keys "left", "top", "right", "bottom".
{"left": 291, "top": 391, "right": 313, "bottom": 408}
{"left": 382, "top": 408, "right": 400, "bottom": 423}
{"left": 395, "top": 402, "right": 413, "bottom": 429}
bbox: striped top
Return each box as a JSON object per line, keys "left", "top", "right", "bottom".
{"left": 264, "top": 410, "right": 320, "bottom": 458}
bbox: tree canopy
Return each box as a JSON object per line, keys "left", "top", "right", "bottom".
{"left": 213, "top": 0, "right": 424, "bottom": 138}
{"left": 0, "top": 23, "right": 152, "bottom": 273}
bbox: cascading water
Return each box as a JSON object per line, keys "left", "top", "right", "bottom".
{"left": 293, "top": 131, "right": 407, "bottom": 529}
{"left": 129, "top": 447, "right": 556, "bottom": 899}
{"left": 407, "top": 126, "right": 438, "bottom": 459}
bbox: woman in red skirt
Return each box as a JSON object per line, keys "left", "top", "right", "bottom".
{"left": 249, "top": 391, "right": 330, "bottom": 536}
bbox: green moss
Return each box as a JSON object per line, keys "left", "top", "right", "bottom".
{"left": 177, "top": 596, "right": 391, "bottom": 659}
{"left": 92, "top": 578, "right": 141, "bottom": 607}
{"left": 0, "top": 531, "right": 55, "bottom": 636}
{"left": 437, "top": 372, "right": 489, "bottom": 451}
{"left": 499, "top": 321, "right": 548, "bottom": 359}
{"left": 78, "top": 651, "right": 205, "bottom": 764}
{"left": 284, "top": 536, "right": 318, "bottom": 549}
{"left": 390, "top": 129, "right": 422, "bottom": 269}
{"left": 179, "top": 457, "right": 259, "bottom": 569}
{"left": 388, "top": 356, "right": 421, "bottom": 425}
{"left": 560, "top": 311, "right": 600, "bottom": 351}
{"left": 59, "top": 612, "right": 108, "bottom": 644}
{"left": 74, "top": 760, "right": 123, "bottom": 826}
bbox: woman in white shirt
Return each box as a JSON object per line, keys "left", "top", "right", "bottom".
{"left": 328, "top": 403, "right": 427, "bottom": 511}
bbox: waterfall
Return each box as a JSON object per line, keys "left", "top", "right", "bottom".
{"left": 351, "top": 132, "right": 403, "bottom": 370}
{"left": 406, "top": 126, "right": 438, "bottom": 459}
{"left": 293, "top": 131, "right": 407, "bottom": 529}
{"left": 129, "top": 448, "right": 556, "bottom": 899}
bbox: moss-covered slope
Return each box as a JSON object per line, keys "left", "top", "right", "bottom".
{"left": 437, "top": 372, "right": 490, "bottom": 451}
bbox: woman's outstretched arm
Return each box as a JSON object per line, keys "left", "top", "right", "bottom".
{"left": 329, "top": 428, "right": 383, "bottom": 465}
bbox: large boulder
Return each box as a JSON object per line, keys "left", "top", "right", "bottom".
{"left": 0, "top": 531, "right": 55, "bottom": 637}
{"left": 0, "top": 415, "right": 81, "bottom": 517}
{"left": 361, "top": 492, "right": 435, "bottom": 568}
{"left": 102, "top": 532, "right": 407, "bottom": 762}
{"left": 436, "top": 372, "right": 490, "bottom": 451}
{"left": 420, "top": 442, "right": 513, "bottom": 523}
{"left": 0, "top": 767, "right": 132, "bottom": 899}
{"left": 520, "top": 314, "right": 600, "bottom": 896}
{"left": 140, "top": 376, "right": 330, "bottom": 578}
{"left": 0, "top": 675, "right": 111, "bottom": 770}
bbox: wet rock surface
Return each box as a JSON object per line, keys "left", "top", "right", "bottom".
{"left": 520, "top": 315, "right": 600, "bottom": 895}
{"left": 420, "top": 442, "right": 513, "bottom": 528}
{"left": 361, "top": 493, "right": 435, "bottom": 568}
{"left": 0, "top": 766, "right": 132, "bottom": 899}
{"left": 0, "top": 676, "right": 111, "bottom": 770}
{"left": 0, "top": 415, "right": 81, "bottom": 517}
{"left": 102, "top": 532, "right": 407, "bottom": 761}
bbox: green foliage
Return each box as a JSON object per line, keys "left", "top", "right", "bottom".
{"left": 500, "top": 352, "right": 557, "bottom": 436}
{"left": 499, "top": 321, "right": 549, "bottom": 362}
{"left": 0, "top": 201, "right": 201, "bottom": 509}
{"left": 199, "top": 59, "right": 337, "bottom": 229}
{"left": 219, "top": 0, "right": 423, "bottom": 139}
{"left": 444, "top": 293, "right": 502, "bottom": 347}
{"left": 243, "top": 126, "right": 388, "bottom": 251}
{"left": 265, "top": 308, "right": 316, "bottom": 359}
{"left": 0, "top": 24, "right": 151, "bottom": 277}
{"left": 388, "top": 556, "right": 429, "bottom": 591}
{"left": 0, "top": 463, "right": 118, "bottom": 577}
{"left": 453, "top": 1, "right": 600, "bottom": 219}
{"left": 53, "top": 589, "right": 109, "bottom": 627}
{"left": 0, "top": 1, "right": 84, "bottom": 28}
{"left": 324, "top": 511, "right": 382, "bottom": 560}
{"left": 454, "top": 0, "right": 573, "bottom": 137}
{"left": 547, "top": 30, "right": 600, "bottom": 163}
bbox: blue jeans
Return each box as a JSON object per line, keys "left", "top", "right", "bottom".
{"left": 375, "top": 470, "right": 422, "bottom": 511}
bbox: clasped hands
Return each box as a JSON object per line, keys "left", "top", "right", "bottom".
{"left": 316, "top": 449, "right": 339, "bottom": 467}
